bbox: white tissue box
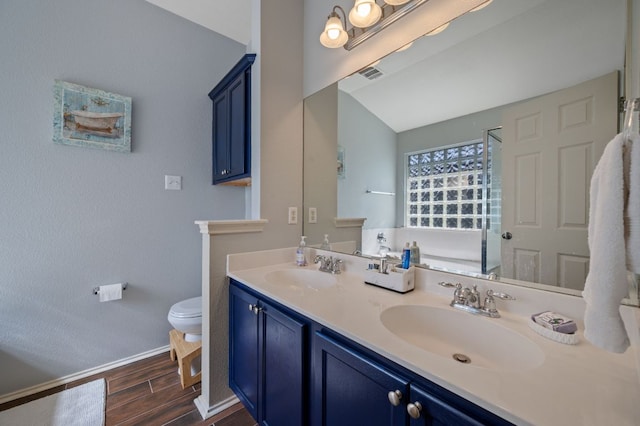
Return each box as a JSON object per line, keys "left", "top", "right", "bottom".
{"left": 364, "top": 266, "right": 415, "bottom": 293}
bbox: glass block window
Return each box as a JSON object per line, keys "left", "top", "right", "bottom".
{"left": 406, "top": 141, "right": 490, "bottom": 230}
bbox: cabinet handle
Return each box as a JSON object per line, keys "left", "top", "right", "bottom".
{"left": 387, "top": 390, "right": 403, "bottom": 406}
{"left": 248, "top": 303, "right": 262, "bottom": 315}
{"left": 407, "top": 402, "right": 423, "bottom": 419}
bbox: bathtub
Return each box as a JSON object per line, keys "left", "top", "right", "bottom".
{"left": 71, "top": 110, "right": 123, "bottom": 132}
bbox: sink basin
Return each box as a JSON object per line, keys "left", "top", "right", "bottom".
{"left": 265, "top": 269, "right": 337, "bottom": 290}
{"left": 380, "top": 305, "right": 545, "bottom": 371}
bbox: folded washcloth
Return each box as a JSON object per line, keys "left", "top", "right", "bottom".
{"left": 583, "top": 133, "right": 630, "bottom": 353}
{"left": 625, "top": 134, "right": 640, "bottom": 273}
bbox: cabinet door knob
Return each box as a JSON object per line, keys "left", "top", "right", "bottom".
{"left": 387, "top": 390, "right": 403, "bottom": 406}
{"left": 407, "top": 402, "right": 423, "bottom": 419}
{"left": 248, "top": 303, "right": 261, "bottom": 315}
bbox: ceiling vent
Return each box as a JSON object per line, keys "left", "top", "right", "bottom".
{"left": 358, "top": 66, "right": 384, "bottom": 80}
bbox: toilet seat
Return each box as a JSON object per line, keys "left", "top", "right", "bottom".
{"left": 169, "top": 296, "right": 202, "bottom": 319}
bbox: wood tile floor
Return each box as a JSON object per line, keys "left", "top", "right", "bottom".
{"left": 0, "top": 351, "right": 257, "bottom": 426}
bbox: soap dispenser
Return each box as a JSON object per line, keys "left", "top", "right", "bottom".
{"left": 296, "top": 236, "right": 307, "bottom": 266}
{"left": 320, "top": 234, "right": 332, "bottom": 250}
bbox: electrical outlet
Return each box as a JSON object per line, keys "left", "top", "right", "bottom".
{"left": 288, "top": 207, "right": 298, "bottom": 224}
{"left": 309, "top": 207, "right": 317, "bottom": 224}
{"left": 165, "top": 175, "right": 182, "bottom": 190}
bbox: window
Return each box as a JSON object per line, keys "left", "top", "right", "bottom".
{"left": 406, "top": 141, "right": 490, "bottom": 230}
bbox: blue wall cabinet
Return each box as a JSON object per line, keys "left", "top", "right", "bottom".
{"left": 209, "top": 54, "right": 255, "bottom": 185}
{"left": 229, "top": 281, "right": 307, "bottom": 426}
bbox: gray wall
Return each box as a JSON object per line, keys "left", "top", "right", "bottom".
{"left": 338, "top": 91, "right": 397, "bottom": 229}
{"left": 0, "top": 0, "right": 245, "bottom": 395}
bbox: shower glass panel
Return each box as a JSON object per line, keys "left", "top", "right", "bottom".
{"left": 482, "top": 127, "right": 502, "bottom": 274}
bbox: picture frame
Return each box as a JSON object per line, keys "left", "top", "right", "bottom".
{"left": 53, "top": 80, "right": 132, "bottom": 153}
{"left": 337, "top": 145, "right": 345, "bottom": 179}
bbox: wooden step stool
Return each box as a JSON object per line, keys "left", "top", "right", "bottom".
{"left": 169, "top": 329, "right": 202, "bottom": 389}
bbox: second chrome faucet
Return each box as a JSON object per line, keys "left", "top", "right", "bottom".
{"left": 314, "top": 255, "right": 343, "bottom": 274}
{"left": 440, "top": 282, "right": 515, "bottom": 318}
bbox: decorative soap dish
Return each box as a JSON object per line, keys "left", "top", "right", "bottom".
{"left": 528, "top": 318, "right": 579, "bottom": 345}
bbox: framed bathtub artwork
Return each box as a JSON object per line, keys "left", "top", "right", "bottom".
{"left": 53, "top": 80, "right": 132, "bottom": 153}
{"left": 337, "top": 145, "right": 345, "bottom": 179}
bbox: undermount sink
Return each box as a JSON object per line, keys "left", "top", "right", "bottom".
{"left": 265, "top": 268, "right": 337, "bottom": 290}
{"left": 380, "top": 305, "right": 545, "bottom": 372}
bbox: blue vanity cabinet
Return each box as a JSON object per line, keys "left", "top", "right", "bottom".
{"left": 311, "top": 329, "right": 512, "bottom": 426}
{"left": 228, "top": 282, "right": 260, "bottom": 419}
{"left": 407, "top": 384, "right": 485, "bottom": 426}
{"left": 229, "top": 279, "right": 512, "bottom": 426}
{"left": 229, "top": 280, "right": 308, "bottom": 426}
{"left": 311, "top": 331, "right": 409, "bottom": 426}
{"left": 209, "top": 54, "right": 255, "bottom": 185}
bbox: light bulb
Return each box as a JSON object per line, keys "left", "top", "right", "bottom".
{"left": 356, "top": 3, "right": 371, "bottom": 17}
{"left": 327, "top": 28, "right": 340, "bottom": 40}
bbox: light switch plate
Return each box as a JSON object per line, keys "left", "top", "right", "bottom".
{"left": 165, "top": 175, "right": 182, "bottom": 190}
{"left": 309, "top": 207, "right": 317, "bottom": 223}
{"left": 288, "top": 207, "right": 298, "bottom": 224}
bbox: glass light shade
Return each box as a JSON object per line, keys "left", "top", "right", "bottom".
{"left": 348, "top": 0, "right": 382, "bottom": 28}
{"left": 470, "top": 0, "right": 492, "bottom": 12}
{"left": 384, "top": 0, "right": 410, "bottom": 5}
{"left": 320, "top": 15, "right": 348, "bottom": 48}
{"left": 426, "top": 22, "right": 450, "bottom": 36}
{"left": 395, "top": 41, "right": 413, "bottom": 52}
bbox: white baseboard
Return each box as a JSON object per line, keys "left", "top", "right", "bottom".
{"left": 195, "top": 394, "right": 240, "bottom": 421}
{"left": 0, "top": 345, "right": 170, "bottom": 405}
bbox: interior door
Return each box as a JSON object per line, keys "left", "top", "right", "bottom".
{"left": 501, "top": 71, "right": 618, "bottom": 289}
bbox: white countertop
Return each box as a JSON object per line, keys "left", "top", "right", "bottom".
{"left": 227, "top": 248, "right": 640, "bottom": 426}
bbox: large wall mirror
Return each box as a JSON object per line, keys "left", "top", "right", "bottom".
{"left": 303, "top": 0, "right": 639, "bottom": 304}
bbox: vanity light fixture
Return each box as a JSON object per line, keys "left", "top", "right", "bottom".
{"left": 425, "top": 22, "right": 450, "bottom": 36}
{"left": 319, "top": 6, "right": 349, "bottom": 49}
{"left": 395, "top": 41, "right": 414, "bottom": 52}
{"left": 384, "top": 0, "right": 411, "bottom": 5}
{"left": 320, "top": 0, "right": 492, "bottom": 51}
{"left": 470, "top": 0, "right": 493, "bottom": 12}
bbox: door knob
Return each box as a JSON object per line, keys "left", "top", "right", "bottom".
{"left": 501, "top": 231, "right": 512, "bottom": 240}
{"left": 407, "top": 401, "right": 423, "bottom": 419}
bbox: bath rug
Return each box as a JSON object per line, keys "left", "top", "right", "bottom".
{"left": 0, "top": 379, "right": 105, "bottom": 426}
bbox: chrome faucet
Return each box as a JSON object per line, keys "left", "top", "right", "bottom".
{"left": 440, "top": 282, "right": 515, "bottom": 318}
{"left": 314, "top": 255, "right": 343, "bottom": 274}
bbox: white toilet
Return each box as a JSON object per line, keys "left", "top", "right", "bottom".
{"left": 167, "top": 296, "right": 202, "bottom": 342}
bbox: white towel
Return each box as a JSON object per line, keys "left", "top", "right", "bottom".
{"left": 625, "top": 134, "right": 640, "bottom": 273}
{"left": 583, "top": 133, "right": 630, "bottom": 353}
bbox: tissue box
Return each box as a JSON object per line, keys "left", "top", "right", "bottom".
{"left": 364, "top": 266, "right": 415, "bottom": 293}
